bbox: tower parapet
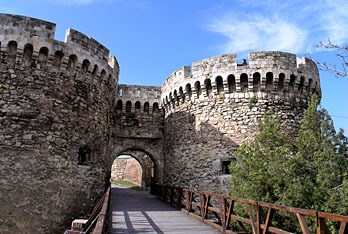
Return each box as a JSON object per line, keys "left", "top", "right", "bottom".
{"left": 0, "top": 14, "right": 119, "bottom": 89}
{"left": 0, "top": 13, "right": 56, "bottom": 39}
{"left": 161, "top": 52, "right": 320, "bottom": 113}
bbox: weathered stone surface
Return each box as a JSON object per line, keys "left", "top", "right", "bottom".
{"left": 111, "top": 158, "right": 142, "bottom": 185}
{"left": 113, "top": 152, "right": 154, "bottom": 190}
{"left": 110, "top": 153, "right": 154, "bottom": 190}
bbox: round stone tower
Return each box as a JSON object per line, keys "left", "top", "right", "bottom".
{"left": 0, "top": 14, "right": 119, "bottom": 233}
{"left": 160, "top": 52, "right": 321, "bottom": 193}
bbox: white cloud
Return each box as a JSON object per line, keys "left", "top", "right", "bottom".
{"left": 319, "top": 0, "right": 348, "bottom": 44}
{"left": 206, "top": 0, "right": 348, "bottom": 54}
{"left": 208, "top": 15, "right": 307, "bottom": 54}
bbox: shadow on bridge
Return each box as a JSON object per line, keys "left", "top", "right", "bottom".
{"left": 108, "top": 184, "right": 221, "bottom": 234}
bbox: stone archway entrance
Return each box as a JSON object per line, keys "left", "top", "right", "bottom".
{"left": 109, "top": 138, "right": 164, "bottom": 185}
{"left": 111, "top": 151, "right": 155, "bottom": 191}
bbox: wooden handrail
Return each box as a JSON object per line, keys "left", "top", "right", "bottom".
{"left": 92, "top": 187, "right": 110, "bottom": 234}
{"left": 151, "top": 184, "right": 348, "bottom": 234}
{"left": 80, "top": 187, "right": 110, "bottom": 234}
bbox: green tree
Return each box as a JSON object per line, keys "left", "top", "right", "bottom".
{"left": 229, "top": 95, "right": 348, "bottom": 232}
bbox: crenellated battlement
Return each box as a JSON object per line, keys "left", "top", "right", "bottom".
{"left": 161, "top": 51, "right": 321, "bottom": 113}
{"left": 115, "top": 84, "right": 161, "bottom": 114}
{"left": 0, "top": 14, "right": 119, "bottom": 89}
{"left": 112, "top": 84, "right": 163, "bottom": 140}
{"left": 65, "top": 29, "right": 110, "bottom": 62}
{"left": 0, "top": 14, "right": 56, "bottom": 39}
{"left": 161, "top": 66, "right": 191, "bottom": 91}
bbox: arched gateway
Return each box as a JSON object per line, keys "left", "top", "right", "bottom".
{"left": 109, "top": 138, "right": 164, "bottom": 185}
{"left": 111, "top": 151, "right": 155, "bottom": 190}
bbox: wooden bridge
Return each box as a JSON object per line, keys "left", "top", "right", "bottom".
{"left": 107, "top": 184, "right": 220, "bottom": 233}
{"left": 72, "top": 184, "right": 348, "bottom": 234}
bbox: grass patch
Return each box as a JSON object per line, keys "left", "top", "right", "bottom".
{"left": 111, "top": 180, "right": 141, "bottom": 191}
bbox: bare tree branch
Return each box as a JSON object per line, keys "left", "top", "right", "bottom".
{"left": 307, "top": 39, "right": 348, "bottom": 78}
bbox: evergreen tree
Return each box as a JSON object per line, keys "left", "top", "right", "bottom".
{"left": 229, "top": 95, "right": 348, "bottom": 231}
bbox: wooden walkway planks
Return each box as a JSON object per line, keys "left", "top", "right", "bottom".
{"left": 108, "top": 184, "right": 221, "bottom": 234}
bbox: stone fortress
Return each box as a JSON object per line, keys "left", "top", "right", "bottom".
{"left": 0, "top": 14, "right": 321, "bottom": 233}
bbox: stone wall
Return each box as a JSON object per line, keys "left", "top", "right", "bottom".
{"left": 0, "top": 14, "right": 118, "bottom": 234}
{"left": 110, "top": 153, "right": 154, "bottom": 188}
{"left": 111, "top": 158, "right": 143, "bottom": 185}
{"left": 161, "top": 52, "right": 321, "bottom": 194}
{"left": 119, "top": 151, "right": 154, "bottom": 190}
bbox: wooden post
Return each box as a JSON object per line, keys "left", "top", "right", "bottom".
{"left": 224, "top": 198, "right": 233, "bottom": 231}
{"left": 262, "top": 208, "right": 273, "bottom": 234}
{"left": 185, "top": 190, "right": 189, "bottom": 213}
{"left": 339, "top": 222, "right": 348, "bottom": 234}
{"left": 248, "top": 204, "right": 257, "bottom": 234}
{"left": 199, "top": 193, "right": 204, "bottom": 221}
{"left": 203, "top": 195, "right": 210, "bottom": 221}
{"left": 296, "top": 213, "right": 310, "bottom": 234}
{"left": 218, "top": 197, "right": 225, "bottom": 228}
{"left": 256, "top": 203, "right": 260, "bottom": 234}
{"left": 316, "top": 212, "right": 332, "bottom": 234}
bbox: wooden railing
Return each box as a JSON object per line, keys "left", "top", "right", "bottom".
{"left": 151, "top": 184, "right": 348, "bottom": 234}
{"left": 82, "top": 187, "right": 111, "bottom": 234}
{"left": 151, "top": 183, "right": 183, "bottom": 209}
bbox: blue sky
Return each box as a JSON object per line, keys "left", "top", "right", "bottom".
{"left": 1, "top": 0, "right": 347, "bottom": 134}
